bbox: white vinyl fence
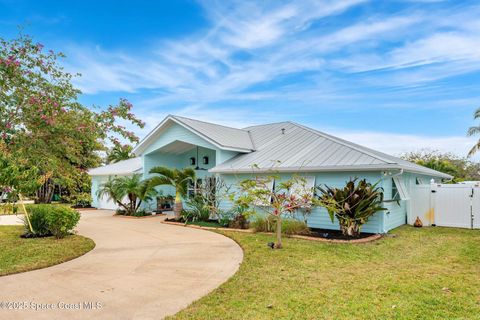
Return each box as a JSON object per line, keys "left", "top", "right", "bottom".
{"left": 410, "top": 183, "right": 480, "bottom": 229}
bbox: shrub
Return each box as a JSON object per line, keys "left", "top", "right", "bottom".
{"left": 217, "top": 210, "right": 234, "bottom": 227}
{"left": 44, "top": 206, "right": 80, "bottom": 239}
{"left": 282, "top": 219, "right": 309, "bottom": 235}
{"left": 251, "top": 215, "right": 309, "bottom": 235}
{"left": 183, "top": 196, "right": 210, "bottom": 222}
{"left": 23, "top": 205, "right": 80, "bottom": 239}
{"left": 68, "top": 192, "right": 92, "bottom": 208}
{"left": 229, "top": 214, "right": 249, "bottom": 229}
{"left": 132, "top": 210, "right": 152, "bottom": 217}
{"left": 23, "top": 205, "right": 50, "bottom": 236}
{"left": 317, "top": 178, "right": 386, "bottom": 237}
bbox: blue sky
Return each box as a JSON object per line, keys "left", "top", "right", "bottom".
{"left": 2, "top": 0, "right": 480, "bottom": 157}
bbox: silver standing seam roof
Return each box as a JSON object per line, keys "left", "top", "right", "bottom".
{"left": 88, "top": 157, "right": 142, "bottom": 176}
{"left": 209, "top": 121, "right": 452, "bottom": 179}
{"left": 94, "top": 116, "right": 452, "bottom": 179}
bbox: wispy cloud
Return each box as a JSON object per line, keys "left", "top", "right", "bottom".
{"left": 58, "top": 0, "right": 480, "bottom": 156}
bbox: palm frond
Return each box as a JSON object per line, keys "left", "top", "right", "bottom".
{"left": 467, "top": 126, "right": 480, "bottom": 137}
{"left": 147, "top": 176, "right": 172, "bottom": 188}
{"left": 149, "top": 166, "right": 176, "bottom": 179}
{"left": 468, "top": 141, "right": 480, "bottom": 157}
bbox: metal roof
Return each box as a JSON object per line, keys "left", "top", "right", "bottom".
{"left": 132, "top": 115, "right": 254, "bottom": 154}
{"left": 128, "top": 115, "right": 451, "bottom": 179}
{"left": 209, "top": 121, "right": 452, "bottom": 179}
{"left": 88, "top": 157, "right": 142, "bottom": 176}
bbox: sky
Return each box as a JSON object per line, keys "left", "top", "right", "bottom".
{"left": 1, "top": 0, "right": 480, "bottom": 158}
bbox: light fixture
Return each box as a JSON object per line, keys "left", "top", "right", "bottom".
{"left": 189, "top": 157, "right": 196, "bottom": 166}
{"left": 203, "top": 156, "right": 209, "bottom": 165}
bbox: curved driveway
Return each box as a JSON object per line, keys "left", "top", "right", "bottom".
{"left": 0, "top": 210, "right": 243, "bottom": 319}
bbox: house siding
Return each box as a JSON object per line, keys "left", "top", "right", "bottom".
{"left": 380, "top": 171, "right": 443, "bottom": 232}
{"left": 218, "top": 171, "right": 386, "bottom": 234}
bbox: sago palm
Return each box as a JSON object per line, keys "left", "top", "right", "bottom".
{"left": 97, "top": 174, "right": 155, "bottom": 215}
{"left": 148, "top": 167, "right": 196, "bottom": 220}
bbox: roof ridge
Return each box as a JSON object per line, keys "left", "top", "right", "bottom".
{"left": 242, "top": 120, "right": 291, "bottom": 130}
{"left": 172, "top": 115, "right": 249, "bottom": 132}
{"left": 289, "top": 122, "right": 396, "bottom": 165}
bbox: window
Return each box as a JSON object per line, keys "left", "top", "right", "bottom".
{"left": 252, "top": 177, "right": 274, "bottom": 206}
{"left": 391, "top": 176, "right": 409, "bottom": 200}
{"left": 391, "top": 179, "right": 401, "bottom": 201}
{"left": 289, "top": 176, "right": 315, "bottom": 200}
{"left": 187, "top": 178, "right": 202, "bottom": 198}
{"left": 416, "top": 177, "right": 424, "bottom": 185}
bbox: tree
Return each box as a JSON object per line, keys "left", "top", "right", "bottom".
{"left": 106, "top": 144, "right": 135, "bottom": 164}
{"left": 147, "top": 167, "right": 196, "bottom": 220}
{"left": 97, "top": 174, "right": 156, "bottom": 215}
{"left": 0, "top": 33, "right": 145, "bottom": 203}
{"left": 468, "top": 108, "right": 480, "bottom": 157}
{"left": 317, "top": 178, "right": 386, "bottom": 237}
{"left": 401, "top": 149, "right": 480, "bottom": 182}
{"left": 234, "top": 174, "right": 316, "bottom": 249}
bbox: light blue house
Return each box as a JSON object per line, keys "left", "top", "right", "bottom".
{"left": 89, "top": 115, "right": 451, "bottom": 233}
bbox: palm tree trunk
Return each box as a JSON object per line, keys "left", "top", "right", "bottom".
{"left": 174, "top": 191, "right": 183, "bottom": 220}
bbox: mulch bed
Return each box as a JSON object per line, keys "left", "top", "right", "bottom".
{"left": 161, "top": 220, "right": 382, "bottom": 243}
{"left": 307, "top": 228, "right": 375, "bottom": 240}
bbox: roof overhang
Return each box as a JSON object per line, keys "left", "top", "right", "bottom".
{"left": 88, "top": 157, "right": 143, "bottom": 176}
{"left": 209, "top": 164, "right": 453, "bottom": 179}
{"left": 133, "top": 115, "right": 253, "bottom": 155}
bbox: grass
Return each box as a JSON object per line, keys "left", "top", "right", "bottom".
{"left": 0, "top": 202, "right": 71, "bottom": 215}
{"left": 186, "top": 220, "right": 223, "bottom": 228}
{"left": 0, "top": 225, "right": 95, "bottom": 276}
{"left": 170, "top": 226, "right": 480, "bottom": 320}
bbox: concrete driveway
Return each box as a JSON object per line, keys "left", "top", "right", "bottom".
{"left": 0, "top": 210, "right": 243, "bottom": 319}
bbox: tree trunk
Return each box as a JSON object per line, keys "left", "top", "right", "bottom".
{"left": 340, "top": 221, "right": 361, "bottom": 237}
{"left": 36, "top": 179, "right": 54, "bottom": 204}
{"left": 275, "top": 216, "right": 283, "bottom": 249}
{"left": 174, "top": 191, "right": 183, "bottom": 220}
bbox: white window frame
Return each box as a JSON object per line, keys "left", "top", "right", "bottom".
{"left": 289, "top": 176, "right": 316, "bottom": 200}
{"left": 252, "top": 177, "right": 274, "bottom": 207}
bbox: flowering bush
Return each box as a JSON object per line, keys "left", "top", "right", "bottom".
{"left": 0, "top": 33, "right": 145, "bottom": 205}
{"left": 233, "top": 174, "right": 316, "bottom": 249}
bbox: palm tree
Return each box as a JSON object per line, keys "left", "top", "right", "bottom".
{"left": 106, "top": 144, "right": 134, "bottom": 164}
{"left": 467, "top": 108, "right": 480, "bottom": 156}
{"left": 97, "top": 174, "right": 156, "bottom": 215}
{"left": 148, "top": 167, "right": 196, "bottom": 220}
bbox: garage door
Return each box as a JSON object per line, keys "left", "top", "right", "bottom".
{"left": 97, "top": 193, "right": 119, "bottom": 210}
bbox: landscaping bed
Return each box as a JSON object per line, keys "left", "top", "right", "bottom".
{"left": 169, "top": 226, "right": 480, "bottom": 320}
{"left": 162, "top": 219, "right": 382, "bottom": 243}
{"left": 0, "top": 225, "right": 95, "bottom": 276}
{"left": 307, "top": 227, "right": 375, "bottom": 240}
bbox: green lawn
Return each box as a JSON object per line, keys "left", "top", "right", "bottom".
{"left": 186, "top": 220, "right": 223, "bottom": 228}
{"left": 170, "top": 226, "right": 480, "bottom": 320}
{"left": 0, "top": 225, "right": 95, "bottom": 276}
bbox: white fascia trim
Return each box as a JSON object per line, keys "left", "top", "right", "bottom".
{"left": 132, "top": 115, "right": 252, "bottom": 155}
{"left": 209, "top": 164, "right": 453, "bottom": 178}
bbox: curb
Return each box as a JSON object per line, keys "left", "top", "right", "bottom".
{"left": 114, "top": 214, "right": 166, "bottom": 219}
